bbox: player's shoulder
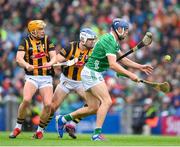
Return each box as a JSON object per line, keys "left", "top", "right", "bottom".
{"left": 19, "top": 35, "right": 30, "bottom": 45}
{"left": 45, "top": 35, "right": 51, "bottom": 40}
{"left": 68, "top": 41, "right": 79, "bottom": 50}
{"left": 22, "top": 35, "right": 30, "bottom": 41}
{"left": 66, "top": 41, "right": 74, "bottom": 50}
{"left": 44, "top": 35, "right": 51, "bottom": 43}
{"left": 18, "top": 35, "right": 29, "bottom": 51}
{"left": 101, "top": 33, "right": 113, "bottom": 38}
{"left": 100, "top": 33, "right": 114, "bottom": 41}
{"left": 70, "top": 41, "right": 79, "bottom": 46}
{"left": 59, "top": 41, "right": 78, "bottom": 57}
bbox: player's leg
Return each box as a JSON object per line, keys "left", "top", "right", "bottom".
{"left": 45, "top": 77, "right": 71, "bottom": 139}
{"left": 90, "top": 81, "right": 112, "bottom": 141}
{"left": 9, "top": 80, "right": 37, "bottom": 138}
{"left": 56, "top": 90, "right": 100, "bottom": 138}
{"left": 65, "top": 81, "right": 112, "bottom": 141}
{"left": 80, "top": 66, "right": 112, "bottom": 140}
{"left": 56, "top": 67, "right": 103, "bottom": 138}
{"left": 32, "top": 76, "right": 54, "bottom": 139}
{"left": 65, "top": 106, "right": 88, "bottom": 139}
{"left": 65, "top": 87, "right": 88, "bottom": 139}
{"left": 45, "top": 84, "right": 68, "bottom": 128}
{"left": 33, "top": 85, "right": 53, "bottom": 139}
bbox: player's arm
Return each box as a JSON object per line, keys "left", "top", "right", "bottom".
{"left": 48, "top": 50, "right": 56, "bottom": 66}
{"left": 57, "top": 53, "right": 66, "bottom": 63}
{"left": 118, "top": 51, "right": 153, "bottom": 75}
{"left": 107, "top": 54, "right": 139, "bottom": 82}
{"left": 57, "top": 43, "right": 71, "bottom": 63}
{"left": 118, "top": 50, "right": 142, "bottom": 68}
{"left": 44, "top": 37, "right": 56, "bottom": 66}
{"left": 16, "top": 40, "right": 34, "bottom": 71}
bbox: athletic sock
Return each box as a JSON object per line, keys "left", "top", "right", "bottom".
{"left": 15, "top": 118, "right": 25, "bottom": 130}
{"left": 37, "top": 120, "right": 46, "bottom": 132}
{"left": 37, "top": 126, "right": 44, "bottom": 132}
{"left": 15, "top": 123, "right": 22, "bottom": 130}
{"left": 94, "top": 128, "right": 102, "bottom": 135}
{"left": 44, "top": 113, "right": 54, "bottom": 128}
{"left": 71, "top": 104, "right": 87, "bottom": 124}
{"left": 62, "top": 114, "right": 73, "bottom": 123}
{"left": 72, "top": 118, "right": 82, "bottom": 124}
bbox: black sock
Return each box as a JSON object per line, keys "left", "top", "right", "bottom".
{"left": 73, "top": 118, "right": 82, "bottom": 124}
{"left": 72, "top": 104, "right": 88, "bottom": 124}
{"left": 39, "top": 120, "right": 46, "bottom": 129}
{"left": 44, "top": 113, "right": 54, "bottom": 128}
{"left": 17, "top": 117, "right": 25, "bottom": 124}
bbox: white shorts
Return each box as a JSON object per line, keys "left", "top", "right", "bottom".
{"left": 81, "top": 66, "right": 104, "bottom": 90}
{"left": 25, "top": 75, "right": 53, "bottom": 89}
{"left": 58, "top": 73, "right": 84, "bottom": 93}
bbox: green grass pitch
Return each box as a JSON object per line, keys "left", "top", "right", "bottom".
{"left": 0, "top": 132, "right": 180, "bottom": 146}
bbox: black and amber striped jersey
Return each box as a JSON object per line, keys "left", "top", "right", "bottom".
{"left": 17, "top": 35, "right": 55, "bottom": 76}
{"left": 59, "top": 41, "right": 92, "bottom": 81}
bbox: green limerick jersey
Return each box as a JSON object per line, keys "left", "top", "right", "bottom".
{"left": 86, "top": 33, "right": 120, "bottom": 72}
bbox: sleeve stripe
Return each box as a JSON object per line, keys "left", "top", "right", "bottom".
{"left": 106, "top": 53, "right": 116, "bottom": 57}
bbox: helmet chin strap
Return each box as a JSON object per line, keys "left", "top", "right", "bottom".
{"left": 112, "top": 25, "right": 125, "bottom": 40}
{"left": 115, "top": 28, "right": 125, "bottom": 40}
{"left": 116, "top": 28, "right": 124, "bottom": 36}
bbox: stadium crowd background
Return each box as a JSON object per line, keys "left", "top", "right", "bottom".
{"left": 0, "top": 0, "right": 179, "bottom": 133}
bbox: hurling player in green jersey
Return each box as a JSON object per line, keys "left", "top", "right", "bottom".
{"left": 56, "top": 18, "right": 153, "bottom": 141}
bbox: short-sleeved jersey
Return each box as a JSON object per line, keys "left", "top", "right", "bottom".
{"left": 59, "top": 41, "right": 92, "bottom": 81}
{"left": 86, "top": 33, "right": 120, "bottom": 72}
{"left": 17, "top": 35, "right": 55, "bottom": 76}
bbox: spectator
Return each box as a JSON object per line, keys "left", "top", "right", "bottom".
{"left": 160, "top": 96, "right": 175, "bottom": 117}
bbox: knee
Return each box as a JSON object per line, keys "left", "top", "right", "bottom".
{"left": 107, "top": 99, "right": 112, "bottom": 107}
{"left": 87, "top": 104, "right": 99, "bottom": 114}
{"left": 108, "top": 99, "right": 112, "bottom": 106}
{"left": 102, "top": 98, "right": 112, "bottom": 108}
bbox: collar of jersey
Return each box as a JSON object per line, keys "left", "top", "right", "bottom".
{"left": 110, "top": 32, "right": 117, "bottom": 43}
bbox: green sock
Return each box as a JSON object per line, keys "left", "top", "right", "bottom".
{"left": 94, "top": 128, "right": 102, "bottom": 135}
{"left": 64, "top": 114, "right": 73, "bottom": 121}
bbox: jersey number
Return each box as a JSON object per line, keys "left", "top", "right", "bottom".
{"left": 94, "top": 60, "right": 99, "bottom": 70}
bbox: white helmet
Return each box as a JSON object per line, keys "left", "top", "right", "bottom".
{"left": 80, "top": 28, "right": 96, "bottom": 43}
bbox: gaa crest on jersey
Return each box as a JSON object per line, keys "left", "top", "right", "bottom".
{"left": 78, "top": 52, "right": 84, "bottom": 61}
{"left": 84, "top": 55, "right": 89, "bottom": 63}
{"left": 37, "top": 44, "right": 41, "bottom": 51}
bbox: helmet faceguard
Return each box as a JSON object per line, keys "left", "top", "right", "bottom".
{"left": 27, "top": 20, "right": 46, "bottom": 39}
{"left": 80, "top": 28, "right": 97, "bottom": 44}
{"left": 111, "top": 18, "right": 129, "bottom": 40}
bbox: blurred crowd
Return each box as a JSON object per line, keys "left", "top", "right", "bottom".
{"left": 0, "top": 0, "right": 179, "bottom": 129}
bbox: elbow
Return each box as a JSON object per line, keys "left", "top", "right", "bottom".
{"left": 16, "top": 56, "right": 21, "bottom": 65}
